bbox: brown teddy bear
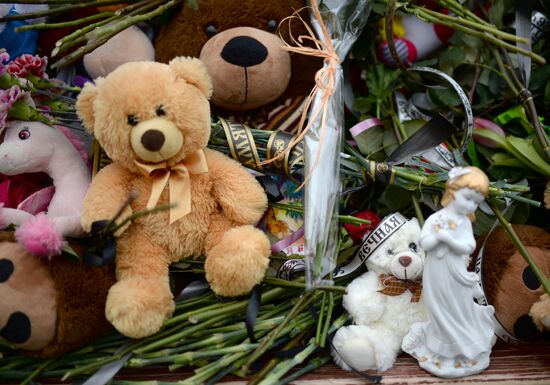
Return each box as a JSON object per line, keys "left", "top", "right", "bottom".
{"left": 76, "top": 57, "right": 271, "bottom": 339}
{"left": 0, "top": 232, "right": 115, "bottom": 357}
{"left": 154, "top": 0, "right": 321, "bottom": 131}
{"left": 476, "top": 225, "right": 550, "bottom": 341}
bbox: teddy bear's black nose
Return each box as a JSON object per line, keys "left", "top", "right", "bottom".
{"left": 141, "top": 129, "right": 165, "bottom": 152}
{"left": 398, "top": 256, "right": 412, "bottom": 267}
{"left": 221, "top": 36, "right": 268, "bottom": 68}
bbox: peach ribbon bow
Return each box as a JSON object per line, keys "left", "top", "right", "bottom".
{"left": 134, "top": 150, "right": 208, "bottom": 224}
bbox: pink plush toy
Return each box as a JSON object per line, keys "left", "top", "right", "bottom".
{"left": 0, "top": 120, "right": 90, "bottom": 257}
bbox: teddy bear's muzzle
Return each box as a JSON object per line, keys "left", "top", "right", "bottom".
{"left": 130, "top": 117, "right": 184, "bottom": 163}
{"left": 200, "top": 26, "right": 291, "bottom": 111}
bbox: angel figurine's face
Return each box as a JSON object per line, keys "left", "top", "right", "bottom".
{"left": 450, "top": 187, "right": 485, "bottom": 215}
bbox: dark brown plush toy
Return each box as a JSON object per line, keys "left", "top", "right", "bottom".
{"left": 154, "top": 0, "right": 321, "bottom": 131}
{"left": 477, "top": 225, "right": 550, "bottom": 341}
{"left": 0, "top": 232, "right": 115, "bottom": 357}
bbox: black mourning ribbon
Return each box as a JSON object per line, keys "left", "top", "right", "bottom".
{"left": 258, "top": 176, "right": 284, "bottom": 203}
{"left": 84, "top": 220, "right": 116, "bottom": 267}
{"left": 372, "top": 115, "right": 456, "bottom": 185}
{"left": 386, "top": 114, "right": 456, "bottom": 165}
{"left": 246, "top": 285, "right": 262, "bottom": 343}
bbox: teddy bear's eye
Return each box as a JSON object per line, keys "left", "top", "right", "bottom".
{"left": 205, "top": 24, "right": 218, "bottom": 38}
{"left": 156, "top": 105, "right": 166, "bottom": 117}
{"left": 267, "top": 20, "right": 278, "bottom": 32}
{"left": 409, "top": 242, "right": 417, "bottom": 252}
{"left": 127, "top": 115, "right": 138, "bottom": 126}
{"left": 387, "top": 248, "right": 394, "bottom": 255}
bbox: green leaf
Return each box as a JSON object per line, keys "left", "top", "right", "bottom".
{"left": 490, "top": 152, "right": 526, "bottom": 168}
{"left": 506, "top": 136, "right": 550, "bottom": 176}
{"left": 353, "top": 97, "right": 374, "bottom": 114}
{"left": 467, "top": 140, "right": 481, "bottom": 168}
{"left": 529, "top": 65, "right": 550, "bottom": 92}
{"left": 474, "top": 84, "right": 495, "bottom": 108}
{"left": 378, "top": 185, "right": 412, "bottom": 212}
{"left": 427, "top": 87, "right": 461, "bottom": 108}
{"left": 355, "top": 125, "right": 384, "bottom": 156}
{"left": 439, "top": 47, "right": 466, "bottom": 74}
{"left": 488, "top": 0, "right": 505, "bottom": 28}
{"left": 486, "top": 165, "right": 526, "bottom": 181}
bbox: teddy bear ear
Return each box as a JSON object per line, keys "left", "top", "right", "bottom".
{"left": 169, "top": 57, "right": 213, "bottom": 99}
{"left": 76, "top": 81, "right": 99, "bottom": 133}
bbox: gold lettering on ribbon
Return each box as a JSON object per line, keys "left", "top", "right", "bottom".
{"left": 267, "top": 131, "right": 304, "bottom": 182}
{"left": 220, "top": 117, "right": 263, "bottom": 172}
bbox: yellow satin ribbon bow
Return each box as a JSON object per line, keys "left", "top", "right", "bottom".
{"left": 134, "top": 150, "right": 208, "bottom": 224}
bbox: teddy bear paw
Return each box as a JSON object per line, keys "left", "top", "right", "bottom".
{"left": 331, "top": 325, "right": 378, "bottom": 372}
{"left": 205, "top": 225, "right": 270, "bottom": 297}
{"left": 105, "top": 278, "right": 175, "bottom": 339}
{"left": 530, "top": 294, "right": 550, "bottom": 332}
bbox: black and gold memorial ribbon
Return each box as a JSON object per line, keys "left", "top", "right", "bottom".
{"left": 217, "top": 116, "right": 304, "bottom": 182}
{"left": 219, "top": 117, "right": 264, "bottom": 173}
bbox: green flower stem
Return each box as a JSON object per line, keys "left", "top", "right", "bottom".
{"left": 109, "top": 203, "right": 173, "bottom": 234}
{"left": 434, "top": 0, "right": 493, "bottom": 27}
{"left": 175, "top": 292, "right": 216, "bottom": 311}
{"left": 62, "top": 340, "right": 144, "bottom": 380}
{"left": 248, "top": 332, "right": 307, "bottom": 385}
{"left": 133, "top": 313, "right": 231, "bottom": 355}
{"left": 276, "top": 356, "right": 331, "bottom": 385}
{"left": 414, "top": 6, "right": 527, "bottom": 43}
{"left": 142, "top": 318, "right": 285, "bottom": 359}
{"left": 20, "top": 358, "right": 54, "bottom": 385}
{"left": 129, "top": 343, "right": 259, "bottom": 368}
{"left": 319, "top": 291, "right": 334, "bottom": 348}
{"left": 16, "top": 11, "right": 114, "bottom": 31}
{"left": 264, "top": 277, "right": 346, "bottom": 293}
{"left": 52, "top": 0, "right": 157, "bottom": 56}
{"left": 405, "top": 5, "right": 545, "bottom": 65}
{"left": 52, "top": 0, "right": 182, "bottom": 68}
{"left": 181, "top": 351, "right": 249, "bottom": 384}
{"left": 345, "top": 142, "right": 539, "bottom": 206}
{"left": 488, "top": 201, "right": 550, "bottom": 296}
{"left": 186, "top": 287, "right": 291, "bottom": 324}
{"left": 242, "top": 292, "right": 315, "bottom": 374}
{"left": 490, "top": 47, "right": 519, "bottom": 94}
{"left": 315, "top": 291, "right": 327, "bottom": 345}
{"left": 0, "top": 0, "right": 132, "bottom": 21}
{"left": 258, "top": 340, "right": 318, "bottom": 385}
{"left": 52, "top": 15, "right": 118, "bottom": 56}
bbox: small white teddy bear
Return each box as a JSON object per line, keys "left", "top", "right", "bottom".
{"left": 332, "top": 214, "right": 428, "bottom": 372}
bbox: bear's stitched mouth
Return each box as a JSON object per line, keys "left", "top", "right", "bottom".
{"left": 241, "top": 67, "right": 249, "bottom": 105}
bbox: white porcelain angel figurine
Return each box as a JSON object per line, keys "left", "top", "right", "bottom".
{"left": 402, "top": 166, "right": 496, "bottom": 378}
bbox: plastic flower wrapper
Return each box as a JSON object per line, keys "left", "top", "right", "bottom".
{"left": 296, "top": 0, "right": 371, "bottom": 289}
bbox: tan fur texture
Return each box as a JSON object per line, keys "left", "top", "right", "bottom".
{"left": 77, "top": 59, "right": 271, "bottom": 338}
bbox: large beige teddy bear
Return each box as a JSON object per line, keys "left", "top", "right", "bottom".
{"left": 76, "top": 58, "right": 271, "bottom": 339}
